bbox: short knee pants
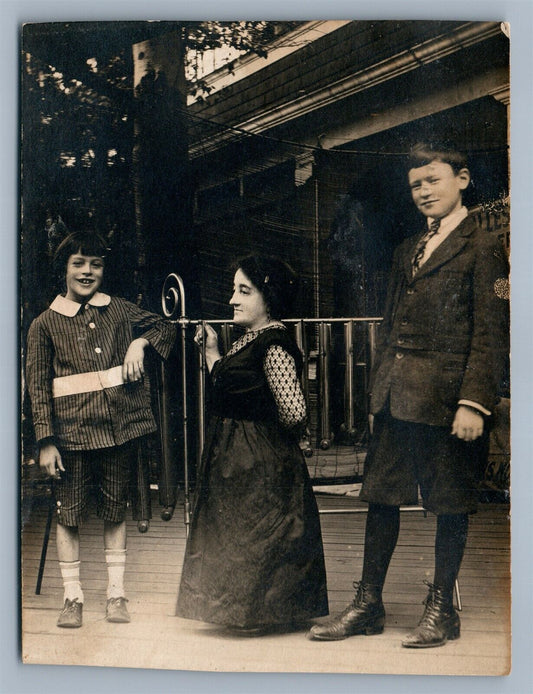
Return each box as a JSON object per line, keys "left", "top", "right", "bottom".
{"left": 53, "top": 441, "right": 138, "bottom": 526}
{"left": 359, "top": 412, "right": 489, "bottom": 514}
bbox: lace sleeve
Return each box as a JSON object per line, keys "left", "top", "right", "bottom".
{"left": 264, "top": 344, "right": 307, "bottom": 429}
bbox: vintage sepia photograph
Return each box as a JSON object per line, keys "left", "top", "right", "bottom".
{"left": 20, "top": 19, "right": 511, "bottom": 676}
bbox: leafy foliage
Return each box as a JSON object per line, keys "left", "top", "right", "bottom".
{"left": 184, "top": 21, "right": 300, "bottom": 99}
{"left": 21, "top": 21, "right": 299, "bottom": 315}
{"left": 22, "top": 21, "right": 298, "bottom": 231}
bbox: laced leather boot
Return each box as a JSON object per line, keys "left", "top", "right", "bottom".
{"left": 308, "top": 582, "right": 385, "bottom": 641}
{"left": 402, "top": 582, "right": 460, "bottom": 648}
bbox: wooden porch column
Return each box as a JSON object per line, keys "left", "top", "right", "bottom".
{"left": 132, "top": 30, "right": 199, "bottom": 313}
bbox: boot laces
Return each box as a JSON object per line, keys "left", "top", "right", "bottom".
{"left": 350, "top": 581, "right": 364, "bottom": 606}
{"left": 64, "top": 598, "right": 80, "bottom": 614}
{"left": 349, "top": 580, "right": 382, "bottom": 607}
{"left": 422, "top": 580, "right": 437, "bottom": 606}
{"left": 418, "top": 581, "right": 453, "bottom": 626}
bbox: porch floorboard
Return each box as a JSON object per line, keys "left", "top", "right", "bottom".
{"left": 21, "top": 489, "right": 511, "bottom": 675}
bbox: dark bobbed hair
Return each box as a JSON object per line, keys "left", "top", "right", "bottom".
{"left": 53, "top": 231, "right": 109, "bottom": 280}
{"left": 233, "top": 255, "right": 299, "bottom": 320}
{"left": 407, "top": 141, "right": 469, "bottom": 175}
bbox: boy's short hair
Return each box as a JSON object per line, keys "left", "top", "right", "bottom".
{"left": 407, "top": 141, "right": 469, "bottom": 174}
{"left": 53, "top": 231, "right": 109, "bottom": 278}
{"left": 233, "top": 255, "right": 299, "bottom": 320}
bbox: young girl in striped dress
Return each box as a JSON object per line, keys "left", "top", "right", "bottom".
{"left": 26, "top": 231, "right": 175, "bottom": 628}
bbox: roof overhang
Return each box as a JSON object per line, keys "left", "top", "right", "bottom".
{"left": 189, "top": 21, "right": 504, "bottom": 159}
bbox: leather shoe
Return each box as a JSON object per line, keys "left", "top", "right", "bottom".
{"left": 402, "top": 582, "right": 460, "bottom": 648}
{"left": 57, "top": 598, "right": 83, "bottom": 628}
{"left": 106, "top": 597, "right": 131, "bottom": 623}
{"left": 308, "top": 582, "right": 385, "bottom": 641}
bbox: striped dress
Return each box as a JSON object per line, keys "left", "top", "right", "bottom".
{"left": 25, "top": 292, "right": 176, "bottom": 451}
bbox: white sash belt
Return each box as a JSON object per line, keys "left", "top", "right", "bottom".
{"left": 52, "top": 365, "right": 124, "bottom": 398}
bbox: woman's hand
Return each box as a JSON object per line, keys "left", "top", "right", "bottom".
{"left": 451, "top": 405, "right": 484, "bottom": 441}
{"left": 122, "top": 338, "right": 149, "bottom": 382}
{"left": 39, "top": 440, "right": 64, "bottom": 479}
{"left": 194, "top": 324, "right": 221, "bottom": 372}
{"left": 194, "top": 324, "right": 219, "bottom": 351}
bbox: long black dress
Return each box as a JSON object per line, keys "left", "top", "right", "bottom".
{"left": 176, "top": 325, "right": 328, "bottom": 629}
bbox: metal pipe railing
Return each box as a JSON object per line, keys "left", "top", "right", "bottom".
{"left": 161, "top": 272, "right": 382, "bottom": 532}
{"left": 294, "top": 319, "right": 309, "bottom": 403}
{"left": 161, "top": 273, "right": 191, "bottom": 535}
{"left": 318, "top": 321, "right": 332, "bottom": 449}
{"left": 157, "top": 362, "right": 175, "bottom": 522}
{"left": 343, "top": 321, "right": 355, "bottom": 438}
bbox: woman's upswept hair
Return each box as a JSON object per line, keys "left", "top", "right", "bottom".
{"left": 407, "top": 141, "right": 469, "bottom": 174}
{"left": 233, "top": 255, "right": 299, "bottom": 320}
{"left": 53, "top": 231, "right": 109, "bottom": 278}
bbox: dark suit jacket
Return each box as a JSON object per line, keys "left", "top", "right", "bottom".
{"left": 369, "top": 214, "right": 509, "bottom": 427}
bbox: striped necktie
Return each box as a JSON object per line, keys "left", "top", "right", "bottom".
{"left": 412, "top": 219, "right": 441, "bottom": 276}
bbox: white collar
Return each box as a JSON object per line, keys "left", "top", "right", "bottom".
{"left": 428, "top": 206, "right": 468, "bottom": 234}
{"left": 49, "top": 292, "right": 111, "bottom": 317}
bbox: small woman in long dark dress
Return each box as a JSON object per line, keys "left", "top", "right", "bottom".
{"left": 176, "top": 255, "right": 328, "bottom": 634}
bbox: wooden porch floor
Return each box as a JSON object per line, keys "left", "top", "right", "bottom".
{"left": 21, "top": 490, "right": 511, "bottom": 676}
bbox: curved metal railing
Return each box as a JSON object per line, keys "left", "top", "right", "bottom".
{"left": 160, "top": 272, "right": 382, "bottom": 534}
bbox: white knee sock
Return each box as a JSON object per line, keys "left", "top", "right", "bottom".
{"left": 105, "top": 549, "right": 127, "bottom": 599}
{"left": 59, "top": 560, "right": 84, "bottom": 603}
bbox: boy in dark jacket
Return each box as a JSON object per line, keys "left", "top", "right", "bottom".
{"left": 309, "top": 141, "right": 509, "bottom": 647}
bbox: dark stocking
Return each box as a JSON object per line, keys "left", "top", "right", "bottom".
{"left": 361, "top": 503, "right": 400, "bottom": 588}
{"left": 433, "top": 513, "right": 469, "bottom": 595}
